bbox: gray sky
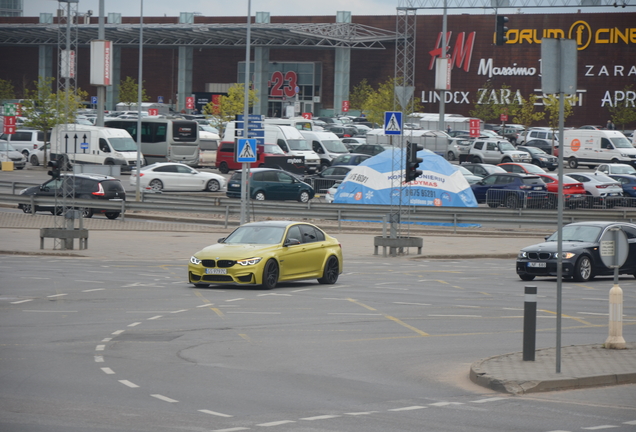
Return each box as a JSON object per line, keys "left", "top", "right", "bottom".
{"left": 26, "top": 0, "right": 399, "bottom": 18}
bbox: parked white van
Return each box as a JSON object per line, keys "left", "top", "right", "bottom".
{"left": 301, "top": 130, "right": 350, "bottom": 170}
{"left": 563, "top": 129, "right": 636, "bottom": 169}
{"left": 224, "top": 122, "right": 320, "bottom": 173}
{"left": 51, "top": 124, "right": 143, "bottom": 171}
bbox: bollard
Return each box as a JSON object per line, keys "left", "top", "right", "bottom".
{"left": 605, "top": 284, "right": 626, "bottom": 349}
{"left": 523, "top": 285, "right": 537, "bottom": 361}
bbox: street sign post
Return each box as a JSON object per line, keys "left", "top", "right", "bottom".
{"left": 384, "top": 111, "right": 403, "bottom": 136}
{"left": 236, "top": 139, "right": 257, "bottom": 163}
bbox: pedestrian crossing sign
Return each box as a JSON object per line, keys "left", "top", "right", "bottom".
{"left": 384, "top": 111, "right": 403, "bottom": 135}
{"left": 236, "top": 138, "right": 257, "bottom": 163}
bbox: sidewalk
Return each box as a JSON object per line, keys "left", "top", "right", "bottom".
{"left": 1, "top": 211, "right": 634, "bottom": 395}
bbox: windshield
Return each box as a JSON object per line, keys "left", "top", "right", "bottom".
{"left": 499, "top": 142, "right": 516, "bottom": 151}
{"left": 610, "top": 165, "right": 636, "bottom": 174}
{"left": 458, "top": 166, "right": 473, "bottom": 175}
{"left": 109, "top": 137, "right": 138, "bottom": 152}
{"left": 546, "top": 225, "right": 602, "bottom": 242}
{"left": 287, "top": 139, "right": 311, "bottom": 151}
{"left": 223, "top": 225, "right": 285, "bottom": 245}
{"left": 263, "top": 144, "right": 285, "bottom": 155}
{"left": 323, "top": 139, "right": 349, "bottom": 153}
{"left": 611, "top": 137, "right": 633, "bottom": 148}
{"left": 523, "top": 147, "right": 544, "bottom": 154}
{"left": 0, "top": 142, "right": 17, "bottom": 152}
{"left": 594, "top": 173, "right": 617, "bottom": 183}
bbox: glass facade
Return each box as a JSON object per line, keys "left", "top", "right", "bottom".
{"left": 0, "top": 0, "right": 22, "bottom": 17}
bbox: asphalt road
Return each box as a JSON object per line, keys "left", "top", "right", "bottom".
{"left": 1, "top": 251, "right": 635, "bottom": 432}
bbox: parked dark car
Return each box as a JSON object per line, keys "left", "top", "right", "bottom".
{"left": 331, "top": 153, "right": 371, "bottom": 166}
{"left": 608, "top": 173, "right": 636, "bottom": 206}
{"left": 354, "top": 144, "right": 392, "bottom": 156}
{"left": 18, "top": 173, "right": 126, "bottom": 219}
{"left": 523, "top": 139, "right": 559, "bottom": 156}
{"left": 516, "top": 146, "right": 558, "bottom": 171}
{"left": 460, "top": 163, "right": 506, "bottom": 178}
{"left": 470, "top": 172, "right": 548, "bottom": 209}
{"left": 226, "top": 167, "right": 314, "bottom": 203}
{"left": 516, "top": 221, "right": 636, "bottom": 282}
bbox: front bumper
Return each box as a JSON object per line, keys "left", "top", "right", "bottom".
{"left": 188, "top": 262, "right": 260, "bottom": 285}
{"left": 516, "top": 259, "right": 576, "bottom": 278}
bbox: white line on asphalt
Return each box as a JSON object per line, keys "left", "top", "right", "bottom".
{"left": 76, "top": 280, "right": 104, "bottom": 283}
{"left": 227, "top": 312, "right": 281, "bottom": 314}
{"left": 101, "top": 338, "right": 112, "bottom": 342}
{"left": 501, "top": 316, "right": 524, "bottom": 318}
{"left": 11, "top": 299, "right": 33, "bottom": 304}
{"left": 197, "top": 304, "right": 213, "bottom": 307}
{"left": 429, "top": 402, "right": 464, "bottom": 407}
{"left": 455, "top": 305, "right": 480, "bottom": 308}
{"left": 148, "top": 315, "right": 163, "bottom": 320}
{"left": 545, "top": 430, "right": 570, "bottom": 432}
{"left": 328, "top": 313, "right": 382, "bottom": 316}
{"left": 291, "top": 289, "right": 311, "bottom": 292}
{"left": 23, "top": 310, "right": 77, "bottom": 313}
{"left": 471, "top": 397, "right": 507, "bottom": 403}
{"left": 82, "top": 288, "right": 105, "bottom": 292}
{"left": 151, "top": 394, "right": 178, "bottom": 403}
{"left": 112, "top": 330, "right": 125, "bottom": 335}
{"left": 94, "top": 356, "right": 104, "bottom": 362}
{"left": 578, "top": 312, "right": 609, "bottom": 316}
{"left": 428, "top": 315, "right": 481, "bottom": 318}
{"left": 128, "top": 322, "right": 141, "bottom": 327}
{"left": 198, "top": 409, "right": 233, "bottom": 418}
{"left": 96, "top": 345, "right": 105, "bottom": 351}
{"left": 170, "top": 309, "right": 188, "bottom": 314}
{"left": 226, "top": 298, "right": 244, "bottom": 302}
{"left": 301, "top": 415, "right": 340, "bottom": 420}
{"left": 623, "top": 421, "right": 636, "bottom": 425}
{"left": 582, "top": 298, "right": 607, "bottom": 301}
{"left": 47, "top": 294, "right": 68, "bottom": 298}
{"left": 323, "top": 298, "right": 352, "bottom": 301}
{"left": 213, "top": 428, "right": 249, "bottom": 432}
{"left": 502, "top": 308, "right": 523, "bottom": 310}
{"left": 101, "top": 367, "right": 115, "bottom": 374}
{"left": 256, "top": 420, "right": 295, "bottom": 427}
{"left": 118, "top": 380, "right": 139, "bottom": 388}
{"left": 21, "top": 277, "right": 50, "bottom": 279}
{"left": 345, "top": 411, "right": 378, "bottom": 415}
{"left": 388, "top": 406, "right": 427, "bottom": 411}
{"left": 258, "top": 293, "right": 292, "bottom": 297}
{"left": 582, "top": 426, "right": 620, "bottom": 430}
{"left": 394, "top": 302, "right": 431, "bottom": 306}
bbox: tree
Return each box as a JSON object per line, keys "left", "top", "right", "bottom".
{"left": 543, "top": 94, "right": 577, "bottom": 130}
{"left": 117, "top": 76, "right": 149, "bottom": 107}
{"left": 202, "top": 83, "right": 258, "bottom": 137}
{"left": 361, "top": 77, "right": 423, "bottom": 127}
{"left": 608, "top": 84, "right": 636, "bottom": 131}
{"left": 21, "top": 76, "right": 88, "bottom": 166}
{"left": 349, "top": 79, "right": 373, "bottom": 116}
{"left": 512, "top": 93, "right": 545, "bottom": 129}
{"left": 0, "top": 78, "right": 15, "bottom": 104}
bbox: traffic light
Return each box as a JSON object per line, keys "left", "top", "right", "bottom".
{"left": 496, "top": 15, "right": 509, "bottom": 46}
{"left": 405, "top": 142, "right": 423, "bottom": 182}
{"left": 47, "top": 160, "right": 60, "bottom": 179}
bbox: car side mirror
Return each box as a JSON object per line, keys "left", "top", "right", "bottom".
{"left": 284, "top": 238, "right": 301, "bottom": 246}
{"left": 217, "top": 237, "right": 225, "bottom": 243}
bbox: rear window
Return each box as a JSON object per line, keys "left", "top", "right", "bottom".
{"left": 100, "top": 180, "right": 125, "bottom": 192}
{"left": 520, "top": 177, "right": 543, "bottom": 185}
{"left": 172, "top": 121, "right": 197, "bottom": 142}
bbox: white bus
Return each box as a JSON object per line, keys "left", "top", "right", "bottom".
{"left": 104, "top": 117, "right": 199, "bottom": 166}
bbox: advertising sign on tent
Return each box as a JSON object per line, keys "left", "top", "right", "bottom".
{"left": 333, "top": 148, "right": 477, "bottom": 208}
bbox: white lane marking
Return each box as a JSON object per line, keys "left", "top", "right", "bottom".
{"left": 502, "top": 308, "right": 523, "bottom": 310}
{"left": 112, "top": 330, "right": 125, "bottom": 335}
{"left": 82, "top": 288, "right": 105, "bottom": 292}
{"left": 96, "top": 345, "right": 105, "bottom": 351}
{"left": 170, "top": 309, "right": 188, "bottom": 314}
{"left": 394, "top": 302, "right": 431, "bottom": 306}
{"left": 47, "top": 293, "right": 68, "bottom": 298}
{"left": 292, "top": 289, "right": 311, "bottom": 292}
{"left": 455, "top": 305, "right": 480, "bottom": 308}
{"left": 227, "top": 312, "right": 281, "bottom": 315}
{"left": 545, "top": 430, "right": 570, "bottom": 432}
{"left": 94, "top": 356, "right": 104, "bottom": 363}
{"left": 429, "top": 402, "right": 464, "bottom": 407}
{"left": 148, "top": 315, "right": 163, "bottom": 320}
{"left": 582, "top": 298, "right": 606, "bottom": 301}
{"left": 502, "top": 316, "right": 524, "bottom": 318}
{"left": 20, "top": 277, "right": 50, "bottom": 279}
{"left": 582, "top": 426, "right": 620, "bottom": 430}
{"left": 76, "top": 280, "right": 104, "bottom": 283}
{"left": 128, "top": 322, "right": 141, "bottom": 327}
{"left": 257, "top": 420, "right": 295, "bottom": 427}
{"left": 301, "top": 415, "right": 340, "bottom": 420}
{"left": 328, "top": 313, "right": 382, "bottom": 316}
{"left": 471, "top": 397, "right": 507, "bottom": 403}
{"left": 119, "top": 380, "right": 139, "bottom": 388}
{"left": 345, "top": 411, "right": 378, "bottom": 415}
{"left": 151, "top": 394, "right": 178, "bottom": 403}
{"left": 578, "top": 312, "right": 609, "bottom": 316}
{"left": 198, "top": 409, "right": 233, "bottom": 418}
{"left": 624, "top": 421, "right": 636, "bottom": 425}
{"left": 388, "top": 406, "right": 427, "bottom": 411}
{"left": 428, "top": 315, "right": 481, "bottom": 318}
{"left": 197, "top": 304, "right": 214, "bottom": 308}
{"left": 101, "top": 338, "right": 112, "bottom": 342}
{"left": 257, "top": 293, "right": 292, "bottom": 297}
{"left": 11, "top": 299, "right": 33, "bottom": 304}
{"left": 213, "top": 428, "right": 249, "bottom": 432}
{"left": 23, "top": 310, "right": 77, "bottom": 313}
{"left": 101, "top": 367, "right": 115, "bottom": 374}
{"left": 226, "top": 298, "right": 244, "bottom": 302}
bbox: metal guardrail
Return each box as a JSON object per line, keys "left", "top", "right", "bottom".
{"left": 4, "top": 189, "right": 636, "bottom": 233}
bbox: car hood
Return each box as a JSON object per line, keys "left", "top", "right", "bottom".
{"left": 194, "top": 243, "right": 279, "bottom": 259}
{"left": 520, "top": 240, "right": 597, "bottom": 253}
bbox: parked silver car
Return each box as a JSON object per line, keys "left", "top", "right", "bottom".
{"left": 0, "top": 141, "right": 27, "bottom": 169}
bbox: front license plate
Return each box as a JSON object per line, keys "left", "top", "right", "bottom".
{"left": 528, "top": 262, "right": 546, "bottom": 268}
{"left": 230, "top": 184, "right": 239, "bottom": 188}
{"left": 206, "top": 268, "right": 227, "bottom": 274}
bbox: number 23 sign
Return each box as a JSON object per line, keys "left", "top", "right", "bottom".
{"left": 269, "top": 71, "right": 297, "bottom": 98}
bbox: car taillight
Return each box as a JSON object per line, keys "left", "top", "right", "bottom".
{"left": 92, "top": 183, "right": 105, "bottom": 196}
{"left": 138, "top": 172, "right": 144, "bottom": 177}
{"left": 595, "top": 184, "right": 608, "bottom": 189}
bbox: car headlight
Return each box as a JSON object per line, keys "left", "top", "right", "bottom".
{"left": 539, "top": 157, "right": 547, "bottom": 161}
{"left": 236, "top": 257, "right": 262, "bottom": 266}
{"left": 557, "top": 252, "right": 576, "bottom": 259}
{"left": 190, "top": 256, "right": 201, "bottom": 265}
{"left": 518, "top": 251, "right": 528, "bottom": 259}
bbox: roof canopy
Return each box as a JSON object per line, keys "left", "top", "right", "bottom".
{"left": 0, "top": 22, "right": 399, "bottom": 49}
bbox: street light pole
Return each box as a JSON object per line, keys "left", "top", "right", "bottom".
{"left": 135, "top": 0, "right": 143, "bottom": 202}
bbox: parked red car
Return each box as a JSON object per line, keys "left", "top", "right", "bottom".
{"left": 537, "top": 173, "right": 587, "bottom": 208}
